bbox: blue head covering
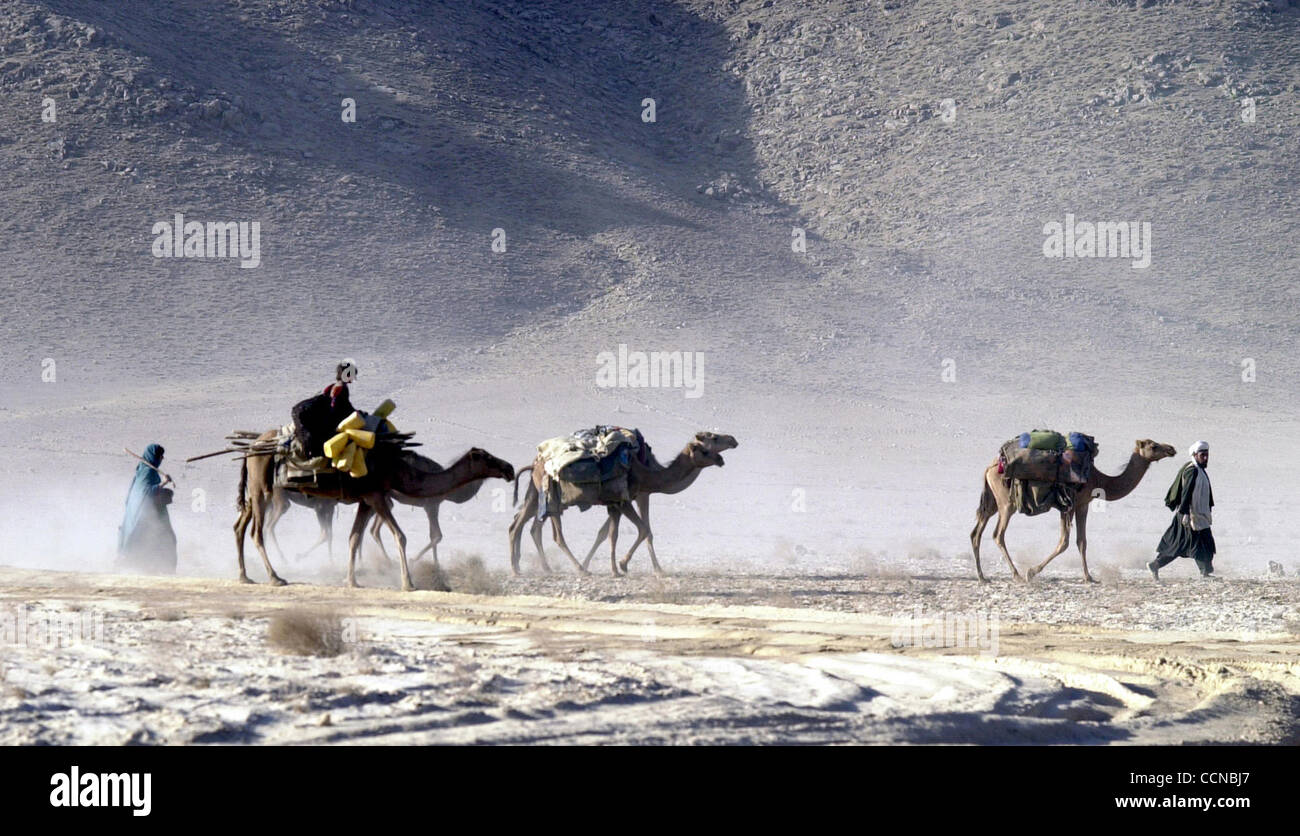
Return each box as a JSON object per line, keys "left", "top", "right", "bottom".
{"left": 119, "top": 444, "right": 165, "bottom": 552}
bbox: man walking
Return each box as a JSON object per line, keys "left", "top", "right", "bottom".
{"left": 1148, "top": 440, "right": 1215, "bottom": 580}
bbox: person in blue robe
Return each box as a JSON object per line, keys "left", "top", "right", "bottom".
{"left": 117, "top": 443, "right": 177, "bottom": 574}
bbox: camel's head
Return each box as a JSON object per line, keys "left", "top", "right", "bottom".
{"left": 1135, "top": 439, "right": 1177, "bottom": 462}
{"left": 685, "top": 440, "right": 725, "bottom": 468}
{"left": 466, "top": 447, "right": 515, "bottom": 481}
{"left": 692, "top": 431, "right": 739, "bottom": 466}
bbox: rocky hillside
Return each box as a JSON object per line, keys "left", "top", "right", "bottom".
{"left": 1, "top": 0, "right": 1297, "bottom": 413}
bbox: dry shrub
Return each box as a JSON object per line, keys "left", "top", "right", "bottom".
{"left": 267, "top": 609, "right": 346, "bottom": 657}
{"left": 445, "top": 555, "right": 500, "bottom": 595}
{"left": 412, "top": 555, "right": 499, "bottom": 594}
{"left": 410, "top": 560, "right": 452, "bottom": 592}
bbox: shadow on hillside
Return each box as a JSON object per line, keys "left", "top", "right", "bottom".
{"left": 45, "top": 0, "right": 763, "bottom": 238}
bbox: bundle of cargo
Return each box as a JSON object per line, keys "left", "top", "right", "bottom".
{"left": 537, "top": 426, "right": 648, "bottom": 516}
{"left": 192, "top": 399, "right": 420, "bottom": 493}
{"left": 998, "top": 429, "right": 1098, "bottom": 486}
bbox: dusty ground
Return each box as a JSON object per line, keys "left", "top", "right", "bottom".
{"left": 2, "top": 565, "right": 1296, "bottom": 745}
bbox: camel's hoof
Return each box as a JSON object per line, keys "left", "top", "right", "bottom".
{"left": 347, "top": 579, "right": 360, "bottom": 589}
{"left": 401, "top": 583, "right": 415, "bottom": 592}
{"left": 238, "top": 575, "right": 254, "bottom": 585}
{"left": 976, "top": 574, "right": 989, "bottom": 584}
{"left": 269, "top": 576, "right": 288, "bottom": 587}
{"left": 1085, "top": 574, "right": 1099, "bottom": 584}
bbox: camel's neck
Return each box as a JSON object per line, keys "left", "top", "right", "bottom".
{"left": 634, "top": 449, "right": 704, "bottom": 494}
{"left": 398, "top": 455, "right": 483, "bottom": 498}
{"left": 1094, "top": 452, "right": 1152, "bottom": 501}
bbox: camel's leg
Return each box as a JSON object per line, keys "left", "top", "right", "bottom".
{"left": 611, "top": 504, "right": 647, "bottom": 574}
{"left": 581, "top": 515, "right": 614, "bottom": 572}
{"left": 548, "top": 514, "right": 588, "bottom": 574}
{"left": 970, "top": 511, "right": 992, "bottom": 583}
{"left": 507, "top": 488, "right": 539, "bottom": 575}
{"left": 1025, "top": 511, "right": 1073, "bottom": 581}
{"left": 369, "top": 513, "right": 390, "bottom": 562}
{"left": 265, "top": 491, "right": 290, "bottom": 563}
{"left": 990, "top": 503, "right": 1023, "bottom": 582}
{"left": 529, "top": 518, "right": 551, "bottom": 573}
{"left": 292, "top": 501, "right": 331, "bottom": 561}
{"left": 233, "top": 505, "right": 253, "bottom": 584}
{"left": 616, "top": 502, "right": 655, "bottom": 575}
{"left": 636, "top": 495, "right": 663, "bottom": 574}
{"left": 605, "top": 506, "right": 623, "bottom": 577}
{"left": 414, "top": 502, "right": 442, "bottom": 566}
{"left": 346, "top": 503, "right": 375, "bottom": 588}
{"left": 304, "top": 502, "right": 334, "bottom": 560}
{"left": 1075, "top": 503, "right": 1097, "bottom": 583}
{"left": 370, "top": 497, "right": 412, "bottom": 592}
{"left": 970, "top": 480, "right": 996, "bottom": 583}
{"left": 366, "top": 498, "right": 396, "bottom": 571}
{"left": 248, "top": 490, "right": 287, "bottom": 586}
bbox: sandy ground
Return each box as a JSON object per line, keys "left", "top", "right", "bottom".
{"left": 2, "top": 565, "right": 1296, "bottom": 745}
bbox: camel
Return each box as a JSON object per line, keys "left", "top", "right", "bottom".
{"left": 261, "top": 452, "right": 491, "bottom": 568}
{"left": 970, "top": 438, "right": 1177, "bottom": 583}
{"left": 234, "top": 429, "right": 514, "bottom": 591}
{"left": 577, "top": 431, "right": 739, "bottom": 573}
{"left": 507, "top": 431, "right": 736, "bottom": 576}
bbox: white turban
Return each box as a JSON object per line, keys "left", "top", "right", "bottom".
{"left": 1189, "top": 440, "right": 1209, "bottom": 457}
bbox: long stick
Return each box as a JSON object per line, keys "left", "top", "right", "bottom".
{"left": 185, "top": 447, "right": 246, "bottom": 463}
{"left": 125, "top": 447, "right": 174, "bottom": 487}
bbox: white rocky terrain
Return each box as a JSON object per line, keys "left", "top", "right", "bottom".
{"left": 0, "top": 0, "right": 1297, "bottom": 744}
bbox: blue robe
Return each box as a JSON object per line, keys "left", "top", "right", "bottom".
{"left": 117, "top": 443, "right": 177, "bottom": 573}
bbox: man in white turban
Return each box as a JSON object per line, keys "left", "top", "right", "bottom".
{"left": 1147, "top": 441, "right": 1215, "bottom": 580}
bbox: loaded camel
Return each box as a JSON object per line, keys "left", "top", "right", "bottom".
{"left": 970, "top": 438, "right": 1177, "bottom": 583}
{"left": 508, "top": 431, "right": 736, "bottom": 576}
{"left": 577, "top": 431, "right": 739, "bottom": 573}
{"left": 261, "top": 452, "right": 492, "bottom": 568}
{"left": 234, "top": 428, "right": 514, "bottom": 590}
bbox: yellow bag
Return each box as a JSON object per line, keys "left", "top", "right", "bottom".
{"left": 344, "top": 428, "right": 376, "bottom": 450}
{"left": 348, "top": 451, "right": 368, "bottom": 478}
{"left": 374, "top": 399, "right": 396, "bottom": 418}
{"left": 337, "top": 411, "right": 366, "bottom": 432}
{"left": 323, "top": 432, "right": 350, "bottom": 460}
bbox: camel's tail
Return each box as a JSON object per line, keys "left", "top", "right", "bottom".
{"left": 513, "top": 464, "right": 533, "bottom": 506}
{"left": 236, "top": 456, "right": 249, "bottom": 512}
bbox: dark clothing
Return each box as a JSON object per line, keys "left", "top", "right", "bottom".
{"left": 1155, "top": 462, "right": 1216, "bottom": 574}
{"left": 1154, "top": 518, "right": 1216, "bottom": 574}
{"left": 117, "top": 443, "right": 177, "bottom": 574}
{"left": 1164, "top": 462, "right": 1214, "bottom": 515}
{"left": 291, "top": 383, "right": 353, "bottom": 457}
